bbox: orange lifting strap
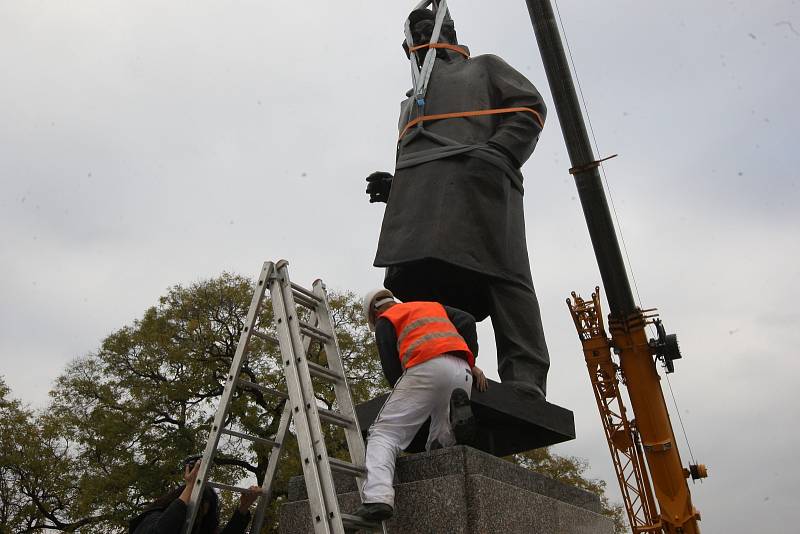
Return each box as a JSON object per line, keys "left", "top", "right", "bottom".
{"left": 409, "top": 43, "right": 471, "bottom": 58}
{"left": 399, "top": 107, "right": 545, "bottom": 141}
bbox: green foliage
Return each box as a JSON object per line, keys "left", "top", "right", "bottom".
{"left": 509, "top": 448, "right": 627, "bottom": 533}
{"left": 0, "top": 273, "right": 625, "bottom": 533}
{"left": 0, "top": 376, "right": 34, "bottom": 533}
{"left": 0, "top": 377, "right": 99, "bottom": 532}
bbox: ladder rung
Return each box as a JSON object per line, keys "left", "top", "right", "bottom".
{"left": 237, "top": 379, "right": 288, "bottom": 400}
{"left": 290, "top": 282, "right": 322, "bottom": 303}
{"left": 328, "top": 458, "right": 367, "bottom": 477}
{"left": 251, "top": 330, "right": 279, "bottom": 344}
{"left": 207, "top": 481, "right": 266, "bottom": 495}
{"left": 292, "top": 292, "right": 319, "bottom": 310}
{"left": 221, "top": 429, "right": 279, "bottom": 448}
{"left": 307, "top": 361, "right": 344, "bottom": 383}
{"left": 341, "top": 513, "right": 379, "bottom": 531}
{"left": 318, "top": 407, "right": 354, "bottom": 428}
{"left": 299, "top": 321, "right": 332, "bottom": 342}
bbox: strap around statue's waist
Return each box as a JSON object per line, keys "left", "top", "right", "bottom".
{"left": 395, "top": 127, "right": 525, "bottom": 194}
{"left": 399, "top": 107, "right": 545, "bottom": 141}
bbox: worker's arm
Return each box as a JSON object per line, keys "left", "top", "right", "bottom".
{"left": 217, "top": 486, "right": 261, "bottom": 534}
{"left": 132, "top": 501, "right": 187, "bottom": 534}
{"left": 444, "top": 306, "right": 479, "bottom": 360}
{"left": 483, "top": 54, "right": 547, "bottom": 169}
{"left": 219, "top": 509, "right": 251, "bottom": 534}
{"left": 374, "top": 317, "right": 403, "bottom": 387}
{"left": 219, "top": 509, "right": 252, "bottom": 534}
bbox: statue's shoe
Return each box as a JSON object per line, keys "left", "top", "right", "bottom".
{"left": 503, "top": 380, "right": 546, "bottom": 401}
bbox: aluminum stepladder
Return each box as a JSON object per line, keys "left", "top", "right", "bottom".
{"left": 182, "top": 260, "right": 386, "bottom": 534}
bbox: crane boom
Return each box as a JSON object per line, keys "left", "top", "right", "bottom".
{"left": 522, "top": 1, "right": 706, "bottom": 532}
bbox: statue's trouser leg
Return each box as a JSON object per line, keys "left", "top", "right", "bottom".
{"left": 485, "top": 279, "right": 550, "bottom": 397}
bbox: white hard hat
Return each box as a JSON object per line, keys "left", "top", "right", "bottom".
{"left": 362, "top": 288, "right": 396, "bottom": 331}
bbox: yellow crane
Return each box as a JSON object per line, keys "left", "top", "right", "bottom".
{"left": 522, "top": 1, "right": 708, "bottom": 531}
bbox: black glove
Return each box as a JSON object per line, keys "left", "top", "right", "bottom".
{"left": 366, "top": 171, "right": 393, "bottom": 203}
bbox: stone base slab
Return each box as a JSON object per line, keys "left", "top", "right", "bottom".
{"left": 280, "top": 446, "right": 613, "bottom": 534}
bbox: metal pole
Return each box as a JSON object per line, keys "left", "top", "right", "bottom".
{"left": 523, "top": 0, "right": 636, "bottom": 318}
{"left": 524, "top": 4, "right": 704, "bottom": 532}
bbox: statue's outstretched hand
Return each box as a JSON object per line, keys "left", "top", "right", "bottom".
{"left": 366, "top": 171, "right": 393, "bottom": 203}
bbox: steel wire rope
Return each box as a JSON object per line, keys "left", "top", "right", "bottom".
{"left": 664, "top": 371, "right": 699, "bottom": 465}
{"left": 551, "top": 0, "right": 698, "bottom": 465}
{"left": 551, "top": 0, "right": 645, "bottom": 315}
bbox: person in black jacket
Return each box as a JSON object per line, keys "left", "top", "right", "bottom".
{"left": 354, "top": 289, "right": 489, "bottom": 521}
{"left": 129, "top": 460, "right": 261, "bottom": 534}
{"left": 373, "top": 299, "right": 486, "bottom": 391}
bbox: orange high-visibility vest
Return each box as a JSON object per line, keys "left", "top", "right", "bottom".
{"left": 379, "top": 302, "right": 474, "bottom": 370}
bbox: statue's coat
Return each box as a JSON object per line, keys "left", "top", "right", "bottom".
{"left": 374, "top": 50, "right": 547, "bottom": 321}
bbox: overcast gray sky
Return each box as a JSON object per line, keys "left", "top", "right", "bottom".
{"left": 1, "top": 1, "right": 798, "bottom": 532}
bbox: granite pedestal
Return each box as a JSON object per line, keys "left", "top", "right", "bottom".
{"left": 355, "top": 379, "right": 576, "bottom": 456}
{"left": 279, "top": 446, "right": 613, "bottom": 534}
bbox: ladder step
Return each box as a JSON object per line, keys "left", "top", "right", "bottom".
{"left": 251, "top": 330, "right": 279, "bottom": 344}
{"left": 307, "top": 361, "right": 344, "bottom": 383}
{"left": 290, "top": 282, "right": 322, "bottom": 303}
{"left": 237, "top": 379, "right": 288, "bottom": 400}
{"left": 341, "top": 513, "right": 380, "bottom": 531}
{"left": 329, "top": 458, "right": 367, "bottom": 477}
{"left": 299, "top": 321, "right": 333, "bottom": 342}
{"left": 221, "top": 429, "right": 279, "bottom": 449}
{"left": 318, "top": 407, "right": 355, "bottom": 428}
{"left": 292, "top": 292, "right": 319, "bottom": 310}
{"left": 207, "top": 481, "right": 265, "bottom": 495}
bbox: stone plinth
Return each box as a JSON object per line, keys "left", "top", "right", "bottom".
{"left": 279, "top": 446, "right": 614, "bottom": 534}
{"left": 355, "top": 379, "right": 576, "bottom": 457}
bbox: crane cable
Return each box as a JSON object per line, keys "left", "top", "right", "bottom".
{"left": 551, "top": 0, "right": 698, "bottom": 466}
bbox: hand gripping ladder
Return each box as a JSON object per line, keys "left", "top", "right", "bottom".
{"left": 182, "top": 260, "right": 386, "bottom": 534}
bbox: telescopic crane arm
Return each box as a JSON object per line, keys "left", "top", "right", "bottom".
{"left": 522, "top": 1, "right": 708, "bottom": 532}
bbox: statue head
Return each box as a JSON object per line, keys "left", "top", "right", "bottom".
{"left": 403, "top": 7, "right": 459, "bottom": 62}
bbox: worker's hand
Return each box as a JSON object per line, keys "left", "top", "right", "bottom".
{"left": 366, "top": 171, "right": 393, "bottom": 203}
{"left": 179, "top": 460, "right": 202, "bottom": 504}
{"left": 238, "top": 485, "right": 263, "bottom": 513}
{"left": 472, "top": 366, "right": 488, "bottom": 392}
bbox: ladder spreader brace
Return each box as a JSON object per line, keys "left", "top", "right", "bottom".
{"left": 182, "top": 260, "right": 386, "bottom": 534}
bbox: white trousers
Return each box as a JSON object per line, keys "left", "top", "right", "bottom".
{"left": 361, "top": 354, "right": 473, "bottom": 507}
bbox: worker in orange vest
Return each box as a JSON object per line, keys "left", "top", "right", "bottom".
{"left": 353, "top": 288, "right": 488, "bottom": 522}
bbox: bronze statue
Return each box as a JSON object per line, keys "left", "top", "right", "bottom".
{"left": 367, "top": 4, "right": 550, "bottom": 399}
